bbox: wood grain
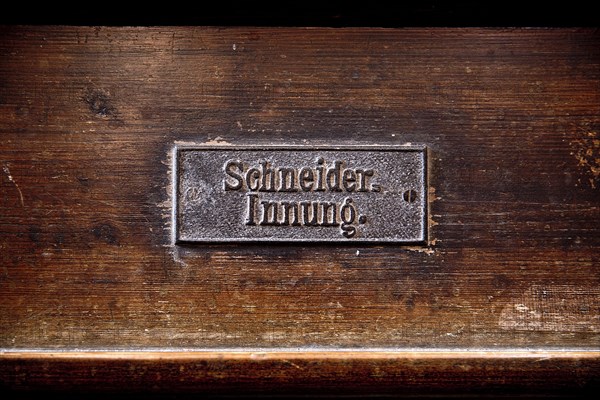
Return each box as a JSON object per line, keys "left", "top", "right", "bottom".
{"left": 2, "top": 350, "right": 599, "bottom": 396}
{"left": 0, "top": 27, "right": 598, "bottom": 394}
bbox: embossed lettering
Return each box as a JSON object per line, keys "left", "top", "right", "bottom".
{"left": 230, "top": 158, "right": 380, "bottom": 237}
{"left": 223, "top": 158, "right": 381, "bottom": 194}
{"left": 299, "top": 167, "right": 314, "bottom": 191}
{"left": 224, "top": 160, "right": 243, "bottom": 190}
{"left": 245, "top": 193, "right": 258, "bottom": 226}
{"left": 245, "top": 194, "right": 364, "bottom": 237}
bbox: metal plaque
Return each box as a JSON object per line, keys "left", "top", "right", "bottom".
{"left": 174, "top": 145, "right": 427, "bottom": 243}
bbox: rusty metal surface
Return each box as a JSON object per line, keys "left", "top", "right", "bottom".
{"left": 175, "top": 146, "right": 427, "bottom": 243}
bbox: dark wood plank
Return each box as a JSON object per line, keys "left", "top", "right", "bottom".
{"left": 0, "top": 27, "right": 598, "bottom": 394}
{"left": 2, "top": 350, "right": 599, "bottom": 397}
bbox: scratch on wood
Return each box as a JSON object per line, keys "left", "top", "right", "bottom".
{"left": 499, "top": 285, "right": 600, "bottom": 333}
{"left": 282, "top": 359, "right": 303, "bottom": 370}
{"left": 2, "top": 162, "right": 24, "bottom": 207}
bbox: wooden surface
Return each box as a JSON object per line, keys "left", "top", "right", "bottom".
{"left": 0, "top": 27, "right": 599, "bottom": 395}
{"left": 2, "top": 350, "right": 599, "bottom": 397}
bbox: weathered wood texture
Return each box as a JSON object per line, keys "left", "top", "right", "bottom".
{"left": 2, "top": 351, "right": 599, "bottom": 397}
{"left": 1, "top": 27, "right": 599, "bottom": 394}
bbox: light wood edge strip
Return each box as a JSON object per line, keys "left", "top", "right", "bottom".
{"left": 2, "top": 349, "right": 599, "bottom": 360}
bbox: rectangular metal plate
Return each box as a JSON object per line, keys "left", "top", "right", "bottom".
{"left": 174, "top": 145, "right": 427, "bottom": 243}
